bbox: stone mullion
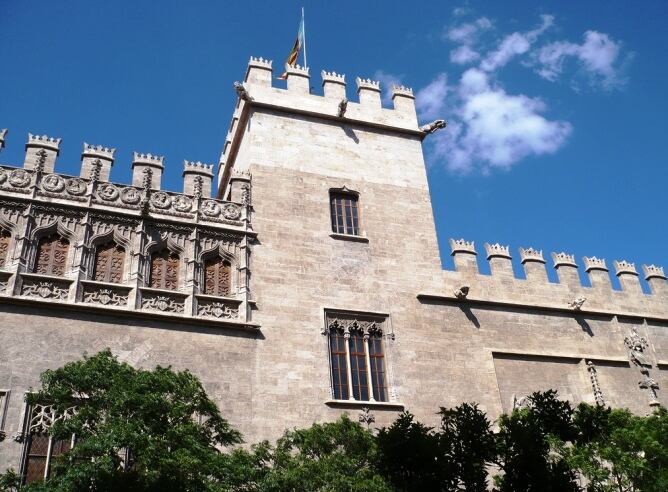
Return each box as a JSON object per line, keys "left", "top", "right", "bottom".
{"left": 70, "top": 212, "right": 92, "bottom": 303}
{"left": 343, "top": 329, "right": 354, "bottom": 400}
{"left": 238, "top": 235, "right": 251, "bottom": 322}
{"left": 127, "top": 219, "right": 146, "bottom": 309}
{"left": 183, "top": 228, "right": 198, "bottom": 316}
{"left": 363, "top": 333, "right": 375, "bottom": 402}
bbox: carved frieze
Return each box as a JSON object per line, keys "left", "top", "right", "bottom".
{"left": 197, "top": 297, "right": 239, "bottom": 319}
{"left": 21, "top": 277, "right": 70, "bottom": 300}
{"left": 140, "top": 290, "right": 185, "bottom": 314}
{"left": 82, "top": 283, "right": 129, "bottom": 307}
{"left": 323, "top": 312, "right": 386, "bottom": 336}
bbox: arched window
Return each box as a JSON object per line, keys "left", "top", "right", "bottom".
{"left": 34, "top": 234, "right": 69, "bottom": 276}
{"left": 149, "top": 249, "right": 179, "bottom": 290}
{"left": 330, "top": 191, "right": 359, "bottom": 236}
{"left": 0, "top": 229, "right": 11, "bottom": 268}
{"left": 203, "top": 256, "right": 231, "bottom": 296}
{"left": 93, "top": 242, "right": 125, "bottom": 283}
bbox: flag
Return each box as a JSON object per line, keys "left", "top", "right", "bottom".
{"left": 278, "top": 14, "right": 305, "bottom": 80}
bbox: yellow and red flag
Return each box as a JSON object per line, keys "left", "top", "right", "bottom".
{"left": 278, "top": 11, "right": 306, "bottom": 80}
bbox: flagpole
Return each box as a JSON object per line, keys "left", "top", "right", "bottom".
{"left": 302, "top": 7, "right": 307, "bottom": 68}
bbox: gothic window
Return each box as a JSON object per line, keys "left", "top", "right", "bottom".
{"left": 0, "top": 229, "right": 11, "bottom": 268}
{"left": 203, "top": 257, "right": 232, "bottom": 296}
{"left": 325, "top": 313, "right": 389, "bottom": 402}
{"left": 93, "top": 242, "right": 125, "bottom": 283}
{"left": 20, "top": 402, "right": 75, "bottom": 484}
{"left": 34, "top": 234, "right": 69, "bottom": 276}
{"left": 330, "top": 192, "right": 359, "bottom": 236}
{"left": 149, "top": 249, "right": 179, "bottom": 290}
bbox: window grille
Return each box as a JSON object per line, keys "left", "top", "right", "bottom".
{"left": 330, "top": 192, "right": 359, "bottom": 236}
{"left": 203, "top": 257, "right": 232, "bottom": 296}
{"left": 149, "top": 249, "right": 179, "bottom": 290}
{"left": 93, "top": 242, "right": 125, "bottom": 283}
{"left": 34, "top": 234, "right": 69, "bottom": 276}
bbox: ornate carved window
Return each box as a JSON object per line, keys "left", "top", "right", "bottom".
{"left": 330, "top": 191, "right": 359, "bottom": 236}
{"left": 93, "top": 242, "right": 125, "bottom": 283}
{"left": 149, "top": 249, "right": 179, "bottom": 290}
{"left": 20, "top": 402, "right": 76, "bottom": 484}
{"left": 34, "top": 234, "right": 69, "bottom": 276}
{"left": 324, "top": 311, "right": 390, "bottom": 402}
{"left": 0, "top": 229, "right": 11, "bottom": 268}
{"left": 203, "top": 257, "right": 232, "bottom": 296}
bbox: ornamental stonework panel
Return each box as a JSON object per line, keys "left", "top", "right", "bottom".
{"left": 81, "top": 283, "right": 130, "bottom": 307}
{"left": 141, "top": 290, "right": 186, "bottom": 314}
{"left": 196, "top": 297, "right": 239, "bottom": 319}
{"left": 93, "top": 243, "right": 125, "bottom": 284}
{"left": 34, "top": 235, "right": 70, "bottom": 276}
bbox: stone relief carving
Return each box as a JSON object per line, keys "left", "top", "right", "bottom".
{"left": 639, "top": 375, "right": 661, "bottom": 407}
{"left": 141, "top": 292, "right": 185, "bottom": 314}
{"left": 324, "top": 315, "right": 384, "bottom": 336}
{"left": 586, "top": 361, "right": 605, "bottom": 406}
{"left": 358, "top": 407, "right": 375, "bottom": 428}
{"left": 197, "top": 300, "right": 238, "bottom": 319}
{"left": 97, "top": 183, "right": 119, "bottom": 201}
{"left": 624, "top": 327, "right": 652, "bottom": 368}
{"left": 41, "top": 174, "right": 65, "bottom": 193}
{"left": 14, "top": 403, "right": 77, "bottom": 442}
{"left": 65, "top": 177, "right": 87, "bottom": 196}
{"left": 150, "top": 192, "right": 172, "bottom": 209}
{"left": 82, "top": 286, "right": 128, "bottom": 306}
{"left": 221, "top": 203, "right": 241, "bottom": 220}
{"left": 21, "top": 279, "right": 69, "bottom": 300}
{"left": 173, "top": 195, "right": 193, "bottom": 213}
{"left": 8, "top": 169, "right": 31, "bottom": 188}
{"left": 201, "top": 200, "right": 220, "bottom": 217}
{"left": 120, "top": 187, "right": 142, "bottom": 205}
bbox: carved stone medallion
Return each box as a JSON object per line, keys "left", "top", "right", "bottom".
{"left": 221, "top": 203, "right": 241, "bottom": 220}
{"left": 41, "top": 174, "right": 65, "bottom": 193}
{"left": 120, "top": 187, "right": 141, "bottom": 205}
{"left": 65, "top": 178, "right": 87, "bottom": 196}
{"left": 97, "top": 183, "right": 119, "bottom": 201}
{"left": 9, "top": 169, "right": 31, "bottom": 188}
{"left": 200, "top": 200, "right": 220, "bottom": 217}
{"left": 172, "top": 195, "right": 193, "bottom": 213}
{"left": 151, "top": 192, "right": 172, "bottom": 209}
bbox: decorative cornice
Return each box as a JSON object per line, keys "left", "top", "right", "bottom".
{"left": 583, "top": 256, "right": 608, "bottom": 273}
{"left": 321, "top": 70, "right": 346, "bottom": 85}
{"left": 82, "top": 142, "right": 116, "bottom": 161}
{"left": 449, "top": 238, "right": 476, "bottom": 255}
{"left": 391, "top": 85, "right": 414, "bottom": 99}
{"left": 519, "top": 247, "right": 545, "bottom": 264}
{"left": 643, "top": 264, "right": 666, "bottom": 281}
{"left": 484, "top": 242, "right": 511, "bottom": 260}
{"left": 356, "top": 77, "right": 381, "bottom": 92}
{"left": 27, "top": 133, "right": 61, "bottom": 151}
{"left": 614, "top": 260, "right": 638, "bottom": 277}
{"left": 132, "top": 152, "right": 164, "bottom": 168}
{"left": 552, "top": 252, "right": 577, "bottom": 268}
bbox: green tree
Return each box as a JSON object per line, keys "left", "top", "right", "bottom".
{"left": 439, "top": 402, "right": 495, "bottom": 491}
{"left": 493, "top": 390, "right": 580, "bottom": 492}
{"left": 15, "top": 349, "right": 242, "bottom": 491}
{"left": 376, "top": 412, "right": 443, "bottom": 491}
{"left": 256, "top": 414, "right": 390, "bottom": 492}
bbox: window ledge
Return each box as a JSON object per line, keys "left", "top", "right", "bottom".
{"left": 329, "top": 233, "right": 369, "bottom": 243}
{"left": 325, "top": 399, "right": 405, "bottom": 410}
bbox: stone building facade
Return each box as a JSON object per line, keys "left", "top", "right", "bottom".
{"left": 0, "top": 57, "right": 666, "bottom": 481}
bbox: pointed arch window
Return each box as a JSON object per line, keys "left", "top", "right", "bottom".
{"left": 203, "top": 256, "right": 232, "bottom": 296}
{"left": 93, "top": 242, "right": 125, "bottom": 284}
{"left": 34, "top": 234, "right": 69, "bottom": 276}
{"left": 0, "top": 229, "right": 11, "bottom": 268}
{"left": 149, "top": 249, "right": 179, "bottom": 290}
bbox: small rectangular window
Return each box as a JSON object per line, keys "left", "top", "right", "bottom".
{"left": 330, "top": 193, "right": 359, "bottom": 236}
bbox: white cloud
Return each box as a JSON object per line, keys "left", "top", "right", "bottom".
{"left": 450, "top": 45, "right": 480, "bottom": 65}
{"left": 373, "top": 70, "right": 404, "bottom": 105}
{"left": 536, "top": 31, "right": 623, "bottom": 88}
{"left": 415, "top": 73, "right": 449, "bottom": 119}
{"left": 420, "top": 69, "right": 572, "bottom": 173}
{"left": 446, "top": 17, "right": 492, "bottom": 44}
{"left": 480, "top": 14, "right": 553, "bottom": 72}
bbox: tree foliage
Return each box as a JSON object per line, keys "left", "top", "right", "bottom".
{"left": 2, "top": 350, "right": 668, "bottom": 492}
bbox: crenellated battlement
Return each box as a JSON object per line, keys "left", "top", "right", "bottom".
{"left": 27, "top": 133, "right": 61, "bottom": 150}
{"left": 83, "top": 142, "right": 116, "bottom": 160}
{"left": 436, "top": 239, "right": 668, "bottom": 313}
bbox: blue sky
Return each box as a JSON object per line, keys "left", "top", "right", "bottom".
{"left": 1, "top": 1, "right": 666, "bottom": 289}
